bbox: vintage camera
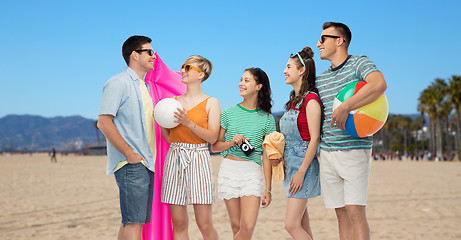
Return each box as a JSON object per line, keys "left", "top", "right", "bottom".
{"left": 239, "top": 139, "right": 255, "bottom": 156}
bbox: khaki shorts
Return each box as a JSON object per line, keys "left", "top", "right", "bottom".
{"left": 319, "top": 149, "right": 372, "bottom": 208}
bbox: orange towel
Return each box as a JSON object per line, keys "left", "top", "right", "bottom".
{"left": 263, "top": 131, "right": 285, "bottom": 182}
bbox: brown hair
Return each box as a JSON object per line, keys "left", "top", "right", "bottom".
{"left": 284, "top": 47, "right": 317, "bottom": 110}
{"left": 122, "top": 35, "right": 152, "bottom": 65}
{"left": 284, "top": 46, "right": 324, "bottom": 136}
{"left": 322, "top": 22, "right": 352, "bottom": 48}
{"left": 245, "top": 67, "right": 272, "bottom": 113}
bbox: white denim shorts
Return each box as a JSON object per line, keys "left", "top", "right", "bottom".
{"left": 218, "top": 158, "right": 264, "bottom": 200}
{"left": 319, "top": 149, "right": 372, "bottom": 208}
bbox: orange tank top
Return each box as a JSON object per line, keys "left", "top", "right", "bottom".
{"left": 169, "top": 96, "right": 210, "bottom": 144}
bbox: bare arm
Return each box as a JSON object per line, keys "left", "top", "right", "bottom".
{"left": 289, "top": 100, "right": 321, "bottom": 195}
{"left": 97, "top": 114, "right": 145, "bottom": 163}
{"left": 300, "top": 100, "right": 321, "bottom": 172}
{"left": 160, "top": 126, "right": 170, "bottom": 142}
{"left": 210, "top": 127, "right": 246, "bottom": 153}
{"left": 331, "top": 71, "right": 387, "bottom": 130}
{"left": 261, "top": 147, "right": 272, "bottom": 208}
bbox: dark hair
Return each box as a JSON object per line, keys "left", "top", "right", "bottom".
{"left": 245, "top": 67, "right": 272, "bottom": 113}
{"left": 285, "top": 47, "right": 324, "bottom": 135}
{"left": 122, "top": 35, "right": 152, "bottom": 65}
{"left": 322, "top": 22, "right": 351, "bottom": 48}
{"left": 285, "top": 47, "right": 317, "bottom": 110}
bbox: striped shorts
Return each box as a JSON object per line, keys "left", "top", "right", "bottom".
{"left": 161, "top": 142, "right": 215, "bottom": 205}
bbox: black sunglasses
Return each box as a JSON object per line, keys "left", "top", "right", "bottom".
{"left": 319, "top": 35, "right": 344, "bottom": 44}
{"left": 135, "top": 49, "right": 155, "bottom": 56}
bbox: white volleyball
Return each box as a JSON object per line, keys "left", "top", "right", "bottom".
{"left": 153, "top": 98, "right": 183, "bottom": 129}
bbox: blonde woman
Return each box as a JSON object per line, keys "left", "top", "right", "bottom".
{"left": 159, "top": 55, "right": 220, "bottom": 240}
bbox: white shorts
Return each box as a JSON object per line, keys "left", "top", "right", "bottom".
{"left": 218, "top": 158, "right": 264, "bottom": 200}
{"left": 319, "top": 149, "right": 372, "bottom": 208}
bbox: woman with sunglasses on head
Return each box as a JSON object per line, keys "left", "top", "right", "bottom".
{"left": 276, "top": 47, "right": 322, "bottom": 240}
{"left": 211, "top": 67, "right": 276, "bottom": 240}
{"left": 159, "top": 55, "right": 220, "bottom": 240}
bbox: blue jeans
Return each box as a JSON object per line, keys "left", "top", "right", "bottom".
{"left": 114, "top": 162, "right": 154, "bottom": 226}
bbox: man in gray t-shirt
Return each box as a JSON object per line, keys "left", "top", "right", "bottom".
{"left": 316, "top": 22, "right": 387, "bottom": 240}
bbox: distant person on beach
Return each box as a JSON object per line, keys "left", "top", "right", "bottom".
{"left": 276, "top": 46, "right": 322, "bottom": 240}
{"left": 211, "top": 67, "right": 275, "bottom": 239}
{"left": 98, "top": 35, "right": 156, "bottom": 240}
{"left": 316, "top": 22, "right": 387, "bottom": 240}
{"left": 50, "top": 147, "right": 57, "bottom": 163}
{"left": 159, "top": 55, "right": 220, "bottom": 240}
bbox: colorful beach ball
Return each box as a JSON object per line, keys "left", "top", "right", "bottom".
{"left": 332, "top": 81, "right": 388, "bottom": 138}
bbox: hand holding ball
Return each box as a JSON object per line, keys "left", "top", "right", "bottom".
{"left": 154, "top": 98, "right": 183, "bottom": 128}
{"left": 332, "top": 81, "right": 388, "bottom": 138}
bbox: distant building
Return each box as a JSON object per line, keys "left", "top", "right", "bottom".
{"left": 413, "top": 126, "right": 430, "bottom": 141}
{"left": 85, "top": 145, "right": 107, "bottom": 155}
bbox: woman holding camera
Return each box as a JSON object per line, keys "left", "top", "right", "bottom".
{"left": 211, "top": 67, "right": 276, "bottom": 239}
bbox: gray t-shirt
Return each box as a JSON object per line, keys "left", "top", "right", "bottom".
{"left": 317, "top": 55, "right": 379, "bottom": 151}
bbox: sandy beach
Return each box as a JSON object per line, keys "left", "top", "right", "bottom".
{"left": 1, "top": 153, "right": 460, "bottom": 240}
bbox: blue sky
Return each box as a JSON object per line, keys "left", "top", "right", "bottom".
{"left": 1, "top": 0, "right": 460, "bottom": 120}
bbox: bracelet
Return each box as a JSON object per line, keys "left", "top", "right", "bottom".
{"left": 265, "top": 189, "right": 272, "bottom": 195}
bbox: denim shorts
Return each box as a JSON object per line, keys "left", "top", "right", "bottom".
{"left": 114, "top": 162, "right": 154, "bottom": 226}
{"left": 283, "top": 141, "right": 321, "bottom": 199}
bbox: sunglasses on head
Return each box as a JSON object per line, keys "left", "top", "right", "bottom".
{"left": 290, "top": 52, "right": 306, "bottom": 68}
{"left": 181, "top": 64, "right": 203, "bottom": 73}
{"left": 135, "top": 49, "right": 155, "bottom": 56}
{"left": 318, "top": 35, "right": 343, "bottom": 44}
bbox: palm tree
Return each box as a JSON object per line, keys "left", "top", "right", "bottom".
{"left": 381, "top": 115, "right": 412, "bottom": 156}
{"left": 383, "top": 115, "right": 397, "bottom": 152}
{"left": 447, "top": 75, "right": 461, "bottom": 160}
{"left": 439, "top": 101, "right": 452, "bottom": 157}
{"left": 418, "top": 79, "right": 448, "bottom": 161}
{"left": 418, "top": 88, "right": 435, "bottom": 159}
{"left": 429, "top": 79, "right": 448, "bottom": 161}
{"left": 417, "top": 99, "right": 428, "bottom": 159}
{"left": 396, "top": 115, "right": 412, "bottom": 154}
{"left": 410, "top": 116, "right": 423, "bottom": 159}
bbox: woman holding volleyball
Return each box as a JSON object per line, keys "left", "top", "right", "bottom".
{"left": 211, "top": 67, "right": 275, "bottom": 239}
{"left": 159, "top": 55, "right": 220, "bottom": 240}
{"left": 276, "top": 47, "right": 322, "bottom": 240}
